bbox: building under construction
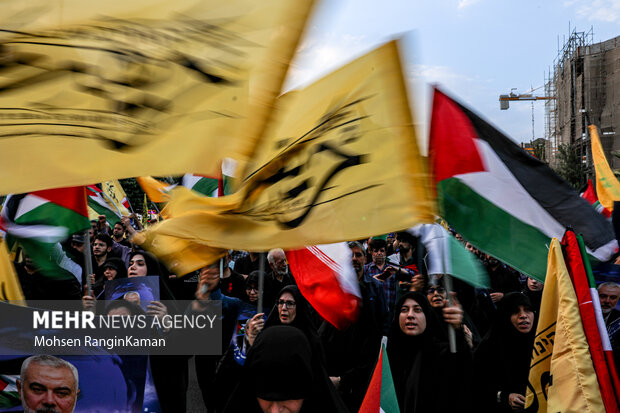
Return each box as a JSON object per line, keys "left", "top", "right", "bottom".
{"left": 545, "top": 29, "right": 620, "bottom": 185}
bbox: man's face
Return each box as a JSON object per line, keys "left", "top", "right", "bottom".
{"left": 92, "top": 240, "right": 109, "bottom": 258}
{"left": 112, "top": 223, "right": 124, "bottom": 238}
{"left": 371, "top": 247, "right": 386, "bottom": 266}
{"left": 18, "top": 363, "right": 78, "bottom": 413}
{"left": 599, "top": 285, "right": 620, "bottom": 314}
{"left": 398, "top": 240, "right": 411, "bottom": 253}
{"left": 270, "top": 252, "right": 288, "bottom": 276}
{"left": 350, "top": 247, "right": 366, "bottom": 276}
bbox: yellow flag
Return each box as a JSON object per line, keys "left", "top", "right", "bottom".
{"left": 140, "top": 41, "right": 436, "bottom": 259}
{"left": 525, "top": 238, "right": 604, "bottom": 412}
{"left": 102, "top": 180, "right": 131, "bottom": 216}
{"left": 0, "top": 238, "right": 25, "bottom": 302}
{"left": 0, "top": 0, "right": 315, "bottom": 194}
{"left": 136, "top": 177, "right": 176, "bottom": 204}
{"left": 590, "top": 125, "right": 620, "bottom": 210}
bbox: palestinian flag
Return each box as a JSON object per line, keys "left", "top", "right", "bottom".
{"left": 86, "top": 185, "right": 121, "bottom": 225}
{"left": 182, "top": 174, "right": 222, "bottom": 197}
{"left": 1, "top": 187, "right": 89, "bottom": 280}
{"left": 429, "top": 88, "right": 617, "bottom": 282}
{"left": 581, "top": 179, "right": 611, "bottom": 218}
{"left": 182, "top": 160, "right": 236, "bottom": 197}
{"left": 408, "top": 223, "right": 489, "bottom": 288}
{"left": 359, "top": 345, "right": 400, "bottom": 413}
{"left": 0, "top": 374, "right": 19, "bottom": 409}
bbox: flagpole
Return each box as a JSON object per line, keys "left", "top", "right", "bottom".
{"left": 150, "top": 201, "right": 162, "bottom": 222}
{"left": 100, "top": 190, "right": 123, "bottom": 218}
{"left": 257, "top": 253, "right": 265, "bottom": 314}
{"left": 83, "top": 229, "right": 93, "bottom": 297}
{"left": 440, "top": 230, "right": 457, "bottom": 353}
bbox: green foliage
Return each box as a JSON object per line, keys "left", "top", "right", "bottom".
{"left": 118, "top": 178, "right": 145, "bottom": 215}
{"left": 531, "top": 140, "right": 546, "bottom": 162}
{"left": 553, "top": 143, "right": 583, "bottom": 189}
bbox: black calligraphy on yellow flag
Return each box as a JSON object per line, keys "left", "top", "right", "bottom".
{"left": 0, "top": 0, "right": 315, "bottom": 194}
{"left": 139, "top": 41, "right": 436, "bottom": 257}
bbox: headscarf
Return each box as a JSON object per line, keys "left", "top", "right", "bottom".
{"left": 386, "top": 291, "right": 471, "bottom": 413}
{"left": 223, "top": 326, "right": 348, "bottom": 412}
{"left": 264, "top": 285, "right": 314, "bottom": 330}
{"left": 127, "top": 250, "right": 176, "bottom": 301}
{"left": 248, "top": 326, "right": 314, "bottom": 401}
{"left": 128, "top": 250, "right": 162, "bottom": 277}
{"left": 102, "top": 257, "right": 128, "bottom": 279}
{"left": 474, "top": 292, "right": 536, "bottom": 412}
{"left": 242, "top": 270, "right": 262, "bottom": 305}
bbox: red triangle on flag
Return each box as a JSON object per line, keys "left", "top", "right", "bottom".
{"left": 429, "top": 88, "right": 486, "bottom": 184}
{"left": 30, "top": 187, "right": 88, "bottom": 217}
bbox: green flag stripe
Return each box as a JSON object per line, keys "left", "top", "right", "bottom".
{"left": 438, "top": 177, "right": 549, "bottom": 282}
{"left": 380, "top": 346, "right": 400, "bottom": 412}
{"left": 15, "top": 203, "right": 89, "bottom": 235}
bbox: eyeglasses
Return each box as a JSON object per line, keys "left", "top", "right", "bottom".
{"left": 246, "top": 287, "right": 258, "bottom": 292}
{"left": 427, "top": 287, "right": 445, "bottom": 294}
{"left": 277, "top": 300, "right": 296, "bottom": 308}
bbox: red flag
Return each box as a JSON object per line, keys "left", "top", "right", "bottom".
{"left": 286, "top": 243, "right": 360, "bottom": 330}
{"left": 562, "top": 230, "right": 620, "bottom": 412}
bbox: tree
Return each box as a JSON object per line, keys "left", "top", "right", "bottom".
{"left": 531, "top": 140, "right": 546, "bottom": 163}
{"left": 553, "top": 143, "right": 583, "bottom": 189}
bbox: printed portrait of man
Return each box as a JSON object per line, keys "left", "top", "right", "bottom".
{"left": 16, "top": 355, "right": 80, "bottom": 413}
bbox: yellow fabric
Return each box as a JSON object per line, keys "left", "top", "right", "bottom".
{"left": 136, "top": 177, "right": 173, "bottom": 204}
{"left": 525, "top": 238, "right": 604, "bottom": 412}
{"left": 102, "top": 180, "right": 131, "bottom": 216}
{"left": 0, "top": 0, "right": 315, "bottom": 194}
{"left": 0, "top": 238, "right": 25, "bottom": 302}
{"left": 141, "top": 41, "right": 436, "bottom": 263}
{"left": 590, "top": 125, "right": 620, "bottom": 210}
{"left": 132, "top": 232, "right": 226, "bottom": 276}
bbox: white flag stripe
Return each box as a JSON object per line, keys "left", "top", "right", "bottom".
{"left": 590, "top": 287, "right": 613, "bottom": 351}
{"left": 310, "top": 243, "right": 360, "bottom": 298}
{"left": 14, "top": 194, "right": 46, "bottom": 221}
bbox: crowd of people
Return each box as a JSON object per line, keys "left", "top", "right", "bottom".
{"left": 10, "top": 214, "right": 620, "bottom": 413}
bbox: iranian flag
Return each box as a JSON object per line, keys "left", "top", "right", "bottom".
{"left": 429, "top": 88, "right": 617, "bottom": 281}
{"left": 1, "top": 187, "right": 89, "bottom": 280}
{"left": 286, "top": 242, "right": 361, "bottom": 330}
{"left": 359, "top": 345, "right": 400, "bottom": 413}
{"left": 86, "top": 185, "right": 121, "bottom": 225}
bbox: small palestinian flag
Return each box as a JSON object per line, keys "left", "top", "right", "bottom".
{"left": 0, "top": 374, "right": 20, "bottom": 409}
{"left": 581, "top": 179, "right": 611, "bottom": 218}
{"left": 182, "top": 174, "right": 222, "bottom": 197}
{"left": 359, "top": 345, "right": 400, "bottom": 413}
{"left": 429, "top": 87, "right": 617, "bottom": 282}
{"left": 86, "top": 185, "right": 121, "bottom": 225}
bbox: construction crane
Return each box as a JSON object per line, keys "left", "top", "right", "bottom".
{"left": 499, "top": 86, "right": 555, "bottom": 140}
{"left": 499, "top": 88, "right": 555, "bottom": 110}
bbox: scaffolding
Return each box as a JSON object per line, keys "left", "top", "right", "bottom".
{"left": 545, "top": 27, "right": 594, "bottom": 184}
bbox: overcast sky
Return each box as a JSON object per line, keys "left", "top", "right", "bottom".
{"left": 284, "top": 0, "right": 620, "bottom": 152}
